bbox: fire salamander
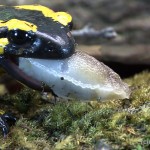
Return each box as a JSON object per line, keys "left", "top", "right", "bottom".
{"left": 0, "top": 5, "right": 75, "bottom": 137}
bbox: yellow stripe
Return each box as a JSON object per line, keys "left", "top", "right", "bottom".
{"left": 15, "top": 5, "right": 54, "bottom": 15}
{"left": 0, "top": 110, "right": 5, "bottom": 115}
{"left": 0, "top": 38, "right": 8, "bottom": 54}
{"left": 0, "top": 47, "right": 4, "bottom": 54}
{"left": 54, "top": 12, "right": 72, "bottom": 26}
{"left": 14, "top": 5, "right": 72, "bottom": 26}
{"left": 0, "top": 19, "right": 37, "bottom": 32}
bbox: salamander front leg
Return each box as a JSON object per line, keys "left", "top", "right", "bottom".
{"left": 0, "top": 113, "right": 16, "bottom": 137}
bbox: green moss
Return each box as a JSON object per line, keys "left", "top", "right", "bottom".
{"left": 0, "top": 71, "right": 150, "bottom": 149}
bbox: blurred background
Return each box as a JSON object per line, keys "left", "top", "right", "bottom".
{"left": 0, "top": 0, "right": 150, "bottom": 77}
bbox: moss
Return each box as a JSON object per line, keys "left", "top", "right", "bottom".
{"left": 0, "top": 71, "right": 150, "bottom": 149}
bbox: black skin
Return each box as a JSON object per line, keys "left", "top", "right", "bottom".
{"left": 0, "top": 16, "right": 75, "bottom": 137}
{"left": 0, "top": 27, "right": 75, "bottom": 59}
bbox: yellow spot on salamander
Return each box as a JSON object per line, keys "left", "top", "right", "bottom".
{"left": 0, "top": 19, "right": 37, "bottom": 32}
{"left": 0, "top": 38, "right": 8, "bottom": 54}
{"left": 54, "top": 12, "right": 72, "bottom": 26}
{"left": 14, "top": 5, "right": 72, "bottom": 26}
{"left": 0, "top": 110, "right": 5, "bottom": 115}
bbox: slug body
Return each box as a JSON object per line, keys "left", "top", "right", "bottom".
{"left": 19, "top": 51, "right": 130, "bottom": 101}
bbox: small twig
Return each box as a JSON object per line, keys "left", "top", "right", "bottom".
{"left": 72, "top": 24, "right": 117, "bottom": 39}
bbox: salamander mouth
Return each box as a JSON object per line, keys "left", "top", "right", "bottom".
{"left": 0, "top": 56, "right": 54, "bottom": 92}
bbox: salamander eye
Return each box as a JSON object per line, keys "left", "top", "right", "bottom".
{"left": 7, "top": 29, "right": 35, "bottom": 45}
